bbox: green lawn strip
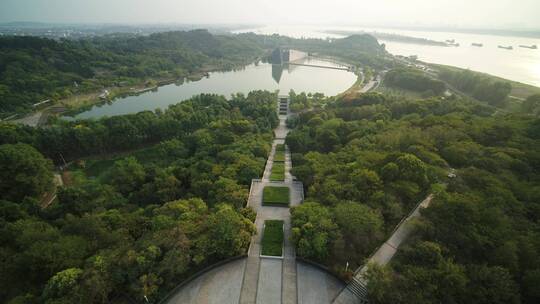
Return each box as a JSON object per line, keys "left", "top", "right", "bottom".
{"left": 261, "top": 220, "right": 284, "bottom": 256}
{"left": 270, "top": 162, "right": 285, "bottom": 181}
{"left": 274, "top": 150, "right": 285, "bottom": 162}
{"left": 263, "top": 186, "right": 290, "bottom": 206}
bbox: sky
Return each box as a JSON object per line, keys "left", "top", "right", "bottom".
{"left": 1, "top": 0, "right": 540, "bottom": 29}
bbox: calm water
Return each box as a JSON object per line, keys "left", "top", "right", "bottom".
{"left": 69, "top": 58, "right": 356, "bottom": 120}
{"left": 235, "top": 25, "right": 540, "bottom": 87}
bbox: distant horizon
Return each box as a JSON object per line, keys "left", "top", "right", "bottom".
{"left": 1, "top": 21, "right": 540, "bottom": 32}
{"left": 2, "top": 0, "right": 540, "bottom": 30}
{"left": 1, "top": 21, "right": 540, "bottom": 40}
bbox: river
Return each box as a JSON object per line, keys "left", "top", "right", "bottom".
{"left": 67, "top": 57, "right": 356, "bottom": 120}
{"left": 234, "top": 25, "right": 540, "bottom": 87}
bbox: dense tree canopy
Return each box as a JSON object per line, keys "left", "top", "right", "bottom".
{"left": 385, "top": 68, "right": 446, "bottom": 95}
{"left": 522, "top": 94, "right": 540, "bottom": 116}
{"left": 439, "top": 68, "right": 512, "bottom": 106}
{"left": 1, "top": 26, "right": 538, "bottom": 303}
{"left": 0, "top": 143, "right": 53, "bottom": 202}
{"left": 0, "top": 91, "right": 279, "bottom": 303}
{"left": 287, "top": 90, "right": 540, "bottom": 303}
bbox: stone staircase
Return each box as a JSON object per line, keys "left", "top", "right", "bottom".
{"left": 279, "top": 96, "right": 288, "bottom": 115}
{"left": 346, "top": 278, "right": 369, "bottom": 303}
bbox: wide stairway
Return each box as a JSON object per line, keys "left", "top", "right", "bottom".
{"left": 346, "top": 278, "right": 368, "bottom": 304}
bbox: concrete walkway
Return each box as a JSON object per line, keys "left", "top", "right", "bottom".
{"left": 332, "top": 194, "right": 434, "bottom": 304}
{"left": 239, "top": 95, "right": 303, "bottom": 304}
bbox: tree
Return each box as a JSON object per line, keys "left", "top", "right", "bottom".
{"left": 467, "top": 265, "right": 520, "bottom": 304}
{"left": 395, "top": 154, "right": 428, "bottom": 186}
{"left": 109, "top": 157, "right": 145, "bottom": 195}
{"left": 333, "top": 202, "right": 384, "bottom": 259}
{"left": 210, "top": 177, "right": 248, "bottom": 208}
{"left": 43, "top": 268, "right": 83, "bottom": 303}
{"left": 291, "top": 202, "right": 338, "bottom": 261}
{"left": 206, "top": 204, "right": 255, "bottom": 258}
{"left": 348, "top": 169, "right": 383, "bottom": 201}
{"left": 367, "top": 253, "right": 468, "bottom": 304}
{"left": 522, "top": 94, "right": 540, "bottom": 116}
{"left": 522, "top": 269, "right": 540, "bottom": 303}
{"left": 0, "top": 143, "right": 53, "bottom": 202}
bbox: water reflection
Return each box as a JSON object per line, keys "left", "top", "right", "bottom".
{"left": 67, "top": 58, "right": 357, "bottom": 120}
{"left": 272, "top": 64, "right": 283, "bottom": 83}
{"left": 235, "top": 25, "right": 540, "bottom": 86}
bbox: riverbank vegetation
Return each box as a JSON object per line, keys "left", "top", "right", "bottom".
{"left": 0, "top": 91, "right": 279, "bottom": 303}
{"left": 0, "top": 30, "right": 264, "bottom": 117}
{"left": 327, "top": 30, "right": 451, "bottom": 47}
{"left": 287, "top": 91, "right": 540, "bottom": 303}
{"left": 432, "top": 63, "right": 540, "bottom": 100}
{"left": 0, "top": 30, "right": 388, "bottom": 118}
{"left": 384, "top": 68, "right": 446, "bottom": 96}
{"left": 439, "top": 67, "right": 512, "bottom": 106}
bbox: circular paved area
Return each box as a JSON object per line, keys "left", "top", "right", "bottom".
{"left": 164, "top": 258, "right": 345, "bottom": 304}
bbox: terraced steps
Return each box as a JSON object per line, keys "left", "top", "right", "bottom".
{"left": 346, "top": 278, "right": 369, "bottom": 304}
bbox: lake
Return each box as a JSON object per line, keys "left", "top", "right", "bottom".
{"left": 234, "top": 25, "right": 540, "bottom": 87}
{"left": 68, "top": 57, "right": 357, "bottom": 120}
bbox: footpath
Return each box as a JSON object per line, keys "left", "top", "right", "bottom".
{"left": 239, "top": 96, "right": 304, "bottom": 304}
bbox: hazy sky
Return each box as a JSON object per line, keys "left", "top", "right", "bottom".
{"left": 1, "top": 0, "right": 540, "bottom": 29}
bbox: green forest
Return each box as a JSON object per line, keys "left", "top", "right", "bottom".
{"left": 384, "top": 68, "right": 446, "bottom": 96}
{"left": 2, "top": 27, "right": 540, "bottom": 304}
{"left": 286, "top": 91, "right": 540, "bottom": 303}
{"left": 439, "top": 68, "right": 513, "bottom": 106}
{"left": 0, "top": 91, "right": 278, "bottom": 303}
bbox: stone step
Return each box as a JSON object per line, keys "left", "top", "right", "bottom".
{"left": 346, "top": 278, "right": 369, "bottom": 302}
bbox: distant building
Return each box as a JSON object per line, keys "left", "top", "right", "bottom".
{"left": 270, "top": 48, "right": 291, "bottom": 64}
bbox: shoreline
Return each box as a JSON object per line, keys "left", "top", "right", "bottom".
{"left": 6, "top": 60, "right": 261, "bottom": 125}
{"left": 6, "top": 52, "right": 540, "bottom": 126}
{"left": 50, "top": 56, "right": 356, "bottom": 121}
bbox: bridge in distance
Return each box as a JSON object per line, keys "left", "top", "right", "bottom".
{"left": 271, "top": 47, "right": 355, "bottom": 72}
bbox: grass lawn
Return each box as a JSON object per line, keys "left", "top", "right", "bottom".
{"left": 274, "top": 145, "right": 285, "bottom": 162}
{"left": 263, "top": 186, "right": 290, "bottom": 206}
{"left": 261, "top": 220, "right": 284, "bottom": 256}
{"left": 270, "top": 162, "right": 285, "bottom": 181}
